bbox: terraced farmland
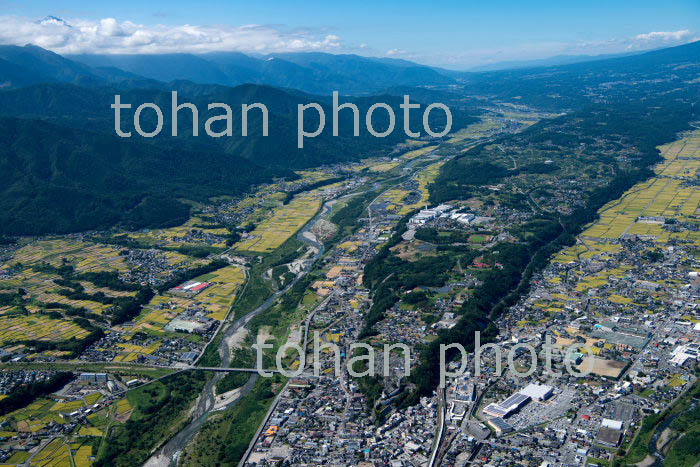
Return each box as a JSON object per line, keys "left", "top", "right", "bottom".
{"left": 73, "top": 446, "right": 94, "bottom": 466}
{"left": 7, "top": 239, "right": 127, "bottom": 273}
{"left": 542, "top": 131, "right": 700, "bottom": 317}
{"left": 583, "top": 133, "right": 700, "bottom": 242}
{"left": 235, "top": 189, "right": 325, "bottom": 253}
{"left": 124, "top": 214, "right": 230, "bottom": 249}
{"left": 32, "top": 438, "right": 72, "bottom": 467}
{"left": 0, "top": 315, "right": 89, "bottom": 347}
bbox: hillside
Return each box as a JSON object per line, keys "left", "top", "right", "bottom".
{"left": 458, "top": 40, "right": 700, "bottom": 108}
{"left": 0, "top": 44, "right": 158, "bottom": 89}
{"left": 0, "top": 45, "right": 475, "bottom": 236}
{"left": 1, "top": 40, "right": 698, "bottom": 236}
{"left": 0, "top": 117, "right": 286, "bottom": 235}
{"left": 0, "top": 82, "right": 470, "bottom": 170}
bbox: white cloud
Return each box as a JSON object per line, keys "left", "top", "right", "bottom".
{"left": 386, "top": 48, "right": 403, "bottom": 56}
{"left": 0, "top": 15, "right": 344, "bottom": 54}
{"left": 384, "top": 29, "right": 698, "bottom": 69}
{"left": 99, "top": 18, "right": 127, "bottom": 38}
{"left": 0, "top": 15, "right": 696, "bottom": 69}
{"left": 634, "top": 30, "right": 692, "bottom": 42}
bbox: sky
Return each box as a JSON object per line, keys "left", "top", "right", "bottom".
{"left": 0, "top": 0, "right": 698, "bottom": 68}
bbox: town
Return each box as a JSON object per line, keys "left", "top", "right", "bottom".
{"left": 0, "top": 103, "right": 697, "bottom": 467}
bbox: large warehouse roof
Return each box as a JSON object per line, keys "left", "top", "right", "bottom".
{"left": 519, "top": 383, "right": 554, "bottom": 401}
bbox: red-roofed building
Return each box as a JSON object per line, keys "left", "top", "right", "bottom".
{"left": 190, "top": 282, "right": 211, "bottom": 292}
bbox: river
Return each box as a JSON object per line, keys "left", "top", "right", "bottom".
{"left": 143, "top": 196, "right": 335, "bottom": 467}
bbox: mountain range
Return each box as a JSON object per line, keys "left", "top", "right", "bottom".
{"left": 67, "top": 51, "right": 455, "bottom": 95}
{"left": 3, "top": 40, "right": 699, "bottom": 98}
{"left": 466, "top": 50, "right": 644, "bottom": 72}
{"left": 0, "top": 45, "right": 473, "bottom": 235}
{"left": 0, "top": 40, "right": 699, "bottom": 235}
{"left": 459, "top": 40, "right": 700, "bottom": 109}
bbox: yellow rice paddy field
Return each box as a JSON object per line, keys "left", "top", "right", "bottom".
{"left": 0, "top": 392, "right": 106, "bottom": 466}
{"left": 124, "top": 214, "right": 229, "bottom": 249}
{"left": 0, "top": 315, "right": 89, "bottom": 347}
{"left": 543, "top": 131, "right": 700, "bottom": 312}
{"left": 235, "top": 189, "right": 325, "bottom": 253}
{"left": 582, "top": 133, "right": 700, "bottom": 242}
{"left": 368, "top": 161, "right": 401, "bottom": 172}
{"left": 400, "top": 145, "right": 438, "bottom": 160}
{"left": 130, "top": 295, "right": 193, "bottom": 335}
{"left": 447, "top": 118, "right": 503, "bottom": 144}
{"left": 193, "top": 266, "right": 246, "bottom": 319}
{"left": 6, "top": 239, "right": 127, "bottom": 273}
{"left": 115, "top": 398, "right": 132, "bottom": 416}
{"left": 0, "top": 239, "right": 136, "bottom": 316}
{"left": 377, "top": 160, "right": 445, "bottom": 215}
{"left": 32, "top": 438, "right": 72, "bottom": 467}
{"left": 111, "top": 264, "right": 245, "bottom": 361}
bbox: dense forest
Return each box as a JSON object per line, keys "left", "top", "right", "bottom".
{"left": 0, "top": 116, "right": 283, "bottom": 236}
{"left": 0, "top": 84, "right": 472, "bottom": 236}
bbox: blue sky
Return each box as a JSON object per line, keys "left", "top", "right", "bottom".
{"left": 0, "top": 0, "right": 698, "bottom": 68}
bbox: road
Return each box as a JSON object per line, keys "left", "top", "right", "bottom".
{"left": 144, "top": 195, "right": 337, "bottom": 467}
{"left": 428, "top": 388, "right": 447, "bottom": 467}
{"left": 236, "top": 380, "right": 290, "bottom": 467}
{"left": 148, "top": 138, "right": 494, "bottom": 466}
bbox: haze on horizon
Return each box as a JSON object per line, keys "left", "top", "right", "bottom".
{"left": 0, "top": 0, "right": 698, "bottom": 69}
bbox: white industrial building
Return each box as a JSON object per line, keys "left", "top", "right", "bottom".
{"left": 670, "top": 342, "right": 699, "bottom": 366}
{"left": 601, "top": 419, "right": 623, "bottom": 430}
{"left": 519, "top": 383, "right": 554, "bottom": 401}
